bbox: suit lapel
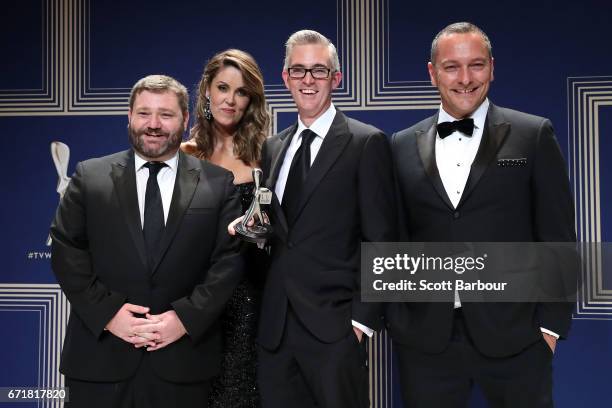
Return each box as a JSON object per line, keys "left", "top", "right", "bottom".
{"left": 416, "top": 115, "right": 454, "bottom": 210}
{"left": 110, "top": 150, "right": 147, "bottom": 269}
{"left": 269, "top": 195, "right": 289, "bottom": 242}
{"left": 265, "top": 125, "right": 296, "bottom": 240}
{"left": 458, "top": 104, "right": 510, "bottom": 207}
{"left": 266, "top": 124, "right": 297, "bottom": 190}
{"left": 151, "top": 150, "right": 200, "bottom": 275}
{"left": 290, "top": 111, "right": 351, "bottom": 222}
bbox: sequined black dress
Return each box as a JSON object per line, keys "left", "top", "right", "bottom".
{"left": 209, "top": 182, "right": 262, "bottom": 408}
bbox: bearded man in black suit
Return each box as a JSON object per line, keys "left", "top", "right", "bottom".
{"left": 51, "top": 75, "right": 243, "bottom": 408}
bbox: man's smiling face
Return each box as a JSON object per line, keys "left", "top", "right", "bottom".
{"left": 282, "top": 43, "right": 342, "bottom": 127}
{"left": 128, "top": 90, "right": 187, "bottom": 161}
{"left": 428, "top": 32, "right": 494, "bottom": 118}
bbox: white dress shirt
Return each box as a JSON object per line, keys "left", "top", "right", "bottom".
{"left": 275, "top": 103, "right": 336, "bottom": 204}
{"left": 434, "top": 100, "right": 559, "bottom": 339}
{"left": 435, "top": 98, "right": 489, "bottom": 209}
{"left": 436, "top": 100, "right": 488, "bottom": 309}
{"left": 134, "top": 151, "right": 179, "bottom": 227}
{"left": 274, "top": 104, "right": 374, "bottom": 338}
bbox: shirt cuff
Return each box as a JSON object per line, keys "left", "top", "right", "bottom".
{"left": 540, "top": 327, "right": 560, "bottom": 339}
{"left": 352, "top": 320, "right": 374, "bottom": 337}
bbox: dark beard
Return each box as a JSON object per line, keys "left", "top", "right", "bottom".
{"left": 128, "top": 124, "right": 183, "bottom": 160}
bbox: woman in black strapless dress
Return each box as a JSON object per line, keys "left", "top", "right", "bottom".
{"left": 181, "top": 48, "right": 269, "bottom": 407}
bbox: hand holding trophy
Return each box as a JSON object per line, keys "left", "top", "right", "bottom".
{"left": 234, "top": 168, "right": 273, "bottom": 246}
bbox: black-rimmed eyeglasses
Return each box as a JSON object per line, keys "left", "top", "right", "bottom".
{"left": 287, "top": 66, "right": 333, "bottom": 79}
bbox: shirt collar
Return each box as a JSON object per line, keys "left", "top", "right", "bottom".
{"left": 438, "top": 98, "right": 489, "bottom": 131}
{"left": 134, "top": 149, "right": 179, "bottom": 172}
{"left": 295, "top": 103, "right": 337, "bottom": 140}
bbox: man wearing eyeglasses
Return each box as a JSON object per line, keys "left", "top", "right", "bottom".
{"left": 255, "top": 29, "right": 397, "bottom": 407}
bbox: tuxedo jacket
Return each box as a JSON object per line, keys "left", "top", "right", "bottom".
{"left": 258, "top": 110, "right": 397, "bottom": 350}
{"left": 50, "top": 149, "right": 243, "bottom": 382}
{"left": 386, "top": 103, "right": 576, "bottom": 357}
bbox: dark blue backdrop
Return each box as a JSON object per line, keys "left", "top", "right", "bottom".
{"left": 1, "top": 0, "right": 610, "bottom": 407}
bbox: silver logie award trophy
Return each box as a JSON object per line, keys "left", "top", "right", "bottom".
{"left": 47, "top": 141, "right": 72, "bottom": 246}
{"left": 235, "top": 168, "right": 273, "bottom": 246}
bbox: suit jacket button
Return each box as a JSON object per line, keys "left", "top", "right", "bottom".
{"left": 453, "top": 211, "right": 460, "bottom": 219}
{"left": 288, "top": 242, "right": 294, "bottom": 249}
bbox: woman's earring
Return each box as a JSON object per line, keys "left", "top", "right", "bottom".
{"left": 204, "top": 96, "right": 212, "bottom": 121}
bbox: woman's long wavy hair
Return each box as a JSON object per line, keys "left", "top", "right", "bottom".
{"left": 190, "top": 49, "right": 269, "bottom": 164}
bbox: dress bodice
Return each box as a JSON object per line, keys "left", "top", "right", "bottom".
{"left": 235, "top": 182, "right": 255, "bottom": 213}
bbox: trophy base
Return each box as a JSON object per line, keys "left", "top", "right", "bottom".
{"left": 235, "top": 223, "right": 274, "bottom": 244}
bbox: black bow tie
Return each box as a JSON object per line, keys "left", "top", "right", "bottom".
{"left": 437, "top": 118, "right": 475, "bottom": 139}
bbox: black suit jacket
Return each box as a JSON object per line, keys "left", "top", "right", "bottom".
{"left": 386, "top": 103, "right": 576, "bottom": 357}
{"left": 258, "top": 110, "right": 397, "bottom": 349}
{"left": 50, "top": 149, "right": 243, "bottom": 382}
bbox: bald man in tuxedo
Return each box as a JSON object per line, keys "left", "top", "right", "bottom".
{"left": 387, "top": 22, "right": 575, "bottom": 408}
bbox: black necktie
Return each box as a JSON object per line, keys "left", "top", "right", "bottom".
{"left": 282, "top": 129, "right": 317, "bottom": 226}
{"left": 437, "top": 118, "right": 475, "bottom": 139}
{"left": 143, "top": 162, "right": 166, "bottom": 269}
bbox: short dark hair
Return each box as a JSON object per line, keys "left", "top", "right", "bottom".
{"left": 431, "top": 22, "right": 492, "bottom": 64}
{"left": 129, "top": 74, "right": 189, "bottom": 114}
